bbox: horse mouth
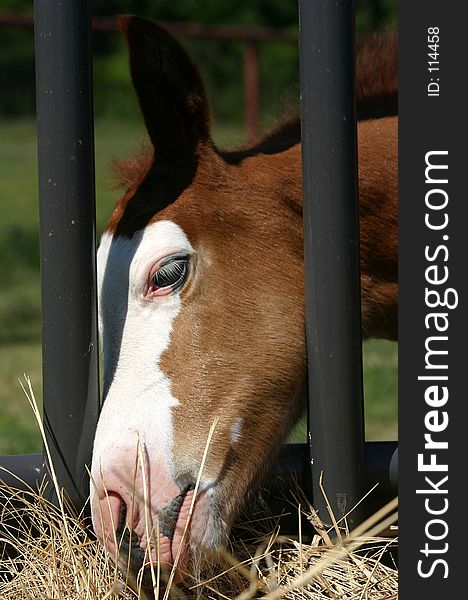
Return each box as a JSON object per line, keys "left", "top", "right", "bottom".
{"left": 114, "top": 484, "right": 195, "bottom": 582}
{"left": 158, "top": 486, "right": 193, "bottom": 541}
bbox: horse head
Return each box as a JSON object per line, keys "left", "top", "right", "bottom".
{"left": 90, "top": 15, "right": 397, "bottom": 584}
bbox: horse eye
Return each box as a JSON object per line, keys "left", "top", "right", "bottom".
{"left": 150, "top": 256, "right": 188, "bottom": 291}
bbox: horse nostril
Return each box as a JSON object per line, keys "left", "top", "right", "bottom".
{"left": 98, "top": 491, "right": 142, "bottom": 560}
{"left": 116, "top": 496, "right": 127, "bottom": 534}
{"left": 98, "top": 491, "right": 127, "bottom": 540}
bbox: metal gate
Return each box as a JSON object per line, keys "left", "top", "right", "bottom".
{"left": 0, "top": 0, "right": 397, "bottom": 525}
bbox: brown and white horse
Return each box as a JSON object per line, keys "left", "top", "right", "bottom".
{"left": 90, "top": 16, "right": 397, "bottom": 583}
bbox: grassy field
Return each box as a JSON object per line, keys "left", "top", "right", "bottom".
{"left": 0, "top": 118, "right": 397, "bottom": 456}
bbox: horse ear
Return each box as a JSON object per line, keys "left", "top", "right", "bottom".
{"left": 119, "top": 15, "right": 211, "bottom": 166}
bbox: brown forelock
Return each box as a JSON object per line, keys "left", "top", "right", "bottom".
{"left": 110, "top": 141, "right": 153, "bottom": 193}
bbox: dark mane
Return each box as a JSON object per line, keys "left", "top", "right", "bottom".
{"left": 220, "top": 116, "right": 301, "bottom": 165}
{"left": 222, "top": 31, "right": 397, "bottom": 164}
{"left": 356, "top": 31, "right": 398, "bottom": 120}
{"left": 114, "top": 31, "right": 397, "bottom": 185}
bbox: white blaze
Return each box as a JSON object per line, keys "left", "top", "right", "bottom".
{"left": 91, "top": 220, "right": 194, "bottom": 500}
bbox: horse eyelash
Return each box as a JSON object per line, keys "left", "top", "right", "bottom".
{"left": 152, "top": 258, "right": 188, "bottom": 288}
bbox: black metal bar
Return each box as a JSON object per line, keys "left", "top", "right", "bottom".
{"left": 0, "top": 455, "right": 44, "bottom": 491}
{"left": 299, "top": 0, "right": 365, "bottom": 526}
{"left": 1, "top": 441, "right": 397, "bottom": 504}
{"left": 34, "top": 0, "right": 100, "bottom": 510}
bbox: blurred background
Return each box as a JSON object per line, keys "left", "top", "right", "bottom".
{"left": 0, "top": 0, "right": 397, "bottom": 455}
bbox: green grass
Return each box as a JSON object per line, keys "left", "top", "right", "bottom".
{"left": 363, "top": 339, "right": 397, "bottom": 439}
{"left": 0, "top": 118, "right": 396, "bottom": 456}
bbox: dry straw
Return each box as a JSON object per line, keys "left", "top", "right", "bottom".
{"left": 0, "top": 378, "right": 398, "bottom": 599}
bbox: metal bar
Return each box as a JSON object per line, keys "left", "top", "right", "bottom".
{"left": 0, "top": 455, "right": 44, "bottom": 491}
{"left": 0, "top": 441, "right": 397, "bottom": 503}
{"left": 244, "top": 41, "right": 260, "bottom": 139}
{"left": 278, "top": 442, "right": 397, "bottom": 505}
{"left": 298, "top": 0, "right": 365, "bottom": 527}
{"left": 34, "top": 0, "right": 100, "bottom": 510}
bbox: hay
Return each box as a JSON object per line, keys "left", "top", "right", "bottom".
{"left": 0, "top": 480, "right": 135, "bottom": 599}
{"left": 0, "top": 379, "right": 398, "bottom": 599}
{"left": 0, "top": 476, "right": 398, "bottom": 600}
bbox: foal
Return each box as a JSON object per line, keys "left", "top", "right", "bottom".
{"left": 90, "top": 16, "right": 397, "bottom": 583}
